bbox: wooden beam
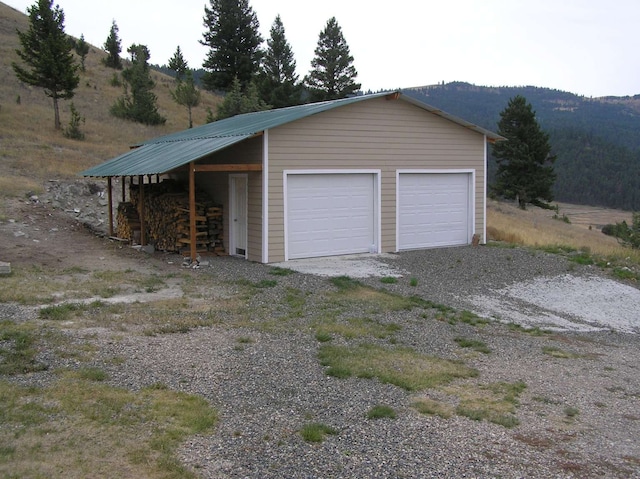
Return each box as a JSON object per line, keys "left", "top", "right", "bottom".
{"left": 121, "top": 176, "right": 126, "bottom": 203}
{"left": 194, "top": 163, "right": 262, "bottom": 172}
{"left": 138, "top": 175, "right": 146, "bottom": 246}
{"left": 107, "top": 177, "right": 114, "bottom": 237}
{"left": 189, "top": 161, "right": 197, "bottom": 262}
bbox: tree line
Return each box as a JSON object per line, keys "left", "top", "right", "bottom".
{"left": 12, "top": 0, "right": 361, "bottom": 135}
{"left": 404, "top": 83, "right": 640, "bottom": 211}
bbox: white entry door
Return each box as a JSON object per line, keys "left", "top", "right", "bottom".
{"left": 286, "top": 173, "right": 376, "bottom": 260}
{"left": 398, "top": 172, "right": 472, "bottom": 250}
{"left": 230, "top": 174, "right": 248, "bottom": 257}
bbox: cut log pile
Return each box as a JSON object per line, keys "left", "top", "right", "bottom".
{"left": 117, "top": 180, "right": 225, "bottom": 255}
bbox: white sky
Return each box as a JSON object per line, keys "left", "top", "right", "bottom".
{"left": 5, "top": 0, "right": 639, "bottom": 97}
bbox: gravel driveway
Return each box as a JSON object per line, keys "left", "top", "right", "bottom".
{"left": 6, "top": 243, "right": 640, "bottom": 478}
{"left": 84, "top": 246, "right": 639, "bottom": 479}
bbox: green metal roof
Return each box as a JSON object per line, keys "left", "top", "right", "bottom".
{"left": 80, "top": 91, "right": 502, "bottom": 177}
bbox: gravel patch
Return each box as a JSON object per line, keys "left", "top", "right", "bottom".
{"left": 4, "top": 246, "right": 640, "bottom": 478}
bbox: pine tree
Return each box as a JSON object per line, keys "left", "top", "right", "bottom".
{"left": 492, "top": 95, "right": 556, "bottom": 209}
{"left": 215, "top": 77, "right": 270, "bottom": 120}
{"left": 12, "top": 0, "right": 79, "bottom": 130}
{"left": 75, "top": 34, "right": 90, "bottom": 71}
{"left": 171, "top": 71, "right": 201, "bottom": 128}
{"left": 305, "top": 17, "right": 360, "bottom": 102}
{"left": 111, "top": 44, "right": 166, "bottom": 125}
{"left": 103, "top": 20, "right": 123, "bottom": 70}
{"left": 200, "top": 0, "right": 263, "bottom": 92}
{"left": 168, "top": 46, "right": 188, "bottom": 81}
{"left": 257, "top": 15, "right": 301, "bottom": 108}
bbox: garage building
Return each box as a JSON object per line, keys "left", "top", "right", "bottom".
{"left": 81, "top": 91, "right": 502, "bottom": 263}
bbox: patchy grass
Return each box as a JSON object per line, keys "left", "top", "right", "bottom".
{"left": 542, "top": 346, "right": 581, "bottom": 359}
{"left": 318, "top": 343, "right": 477, "bottom": 391}
{"left": 409, "top": 277, "right": 419, "bottom": 287}
{"left": 0, "top": 321, "right": 48, "bottom": 375}
{"left": 446, "top": 381, "right": 527, "bottom": 428}
{"left": 39, "top": 302, "right": 85, "bottom": 321}
{"left": 412, "top": 398, "right": 454, "bottom": 419}
{"left": 269, "top": 266, "right": 295, "bottom": 276}
{"left": 300, "top": 422, "right": 338, "bottom": 443}
{"left": 0, "top": 376, "right": 217, "bottom": 478}
{"left": 315, "top": 331, "right": 333, "bottom": 342}
{"left": 507, "top": 323, "right": 551, "bottom": 336}
{"left": 77, "top": 366, "right": 109, "bottom": 382}
{"left": 454, "top": 337, "right": 491, "bottom": 354}
{"left": 380, "top": 276, "right": 398, "bottom": 284}
{"left": 366, "top": 405, "right": 397, "bottom": 420}
{"left": 564, "top": 406, "right": 580, "bottom": 419}
{"left": 313, "top": 316, "right": 401, "bottom": 341}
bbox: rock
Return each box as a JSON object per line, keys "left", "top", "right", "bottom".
{"left": 0, "top": 262, "right": 11, "bottom": 275}
{"left": 140, "top": 245, "right": 155, "bottom": 254}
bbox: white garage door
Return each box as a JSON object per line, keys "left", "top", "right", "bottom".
{"left": 398, "top": 173, "right": 472, "bottom": 250}
{"left": 287, "top": 173, "right": 375, "bottom": 259}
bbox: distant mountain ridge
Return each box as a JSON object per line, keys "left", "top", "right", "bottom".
{"left": 403, "top": 82, "right": 640, "bottom": 210}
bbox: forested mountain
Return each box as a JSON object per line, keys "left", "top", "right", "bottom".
{"left": 403, "top": 83, "right": 640, "bottom": 210}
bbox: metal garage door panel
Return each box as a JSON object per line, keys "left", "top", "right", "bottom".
{"left": 399, "top": 173, "right": 470, "bottom": 249}
{"left": 287, "top": 174, "right": 375, "bottom": 259}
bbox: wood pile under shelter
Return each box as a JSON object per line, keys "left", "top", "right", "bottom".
{"left": 116, "top": 179, "right": 225, "bottom": 255}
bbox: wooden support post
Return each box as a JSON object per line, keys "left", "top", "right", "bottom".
{"left": 189, "top": 161, "right": 197, "bottom": 262}
{"left": 138, "top": 175, "right": 146, "bottom": 246}
{"left": 107, "top": 177, "right": 114, "bottom": 237}
{"left": 121, "top": 176, "right": 126, "bottom": 203}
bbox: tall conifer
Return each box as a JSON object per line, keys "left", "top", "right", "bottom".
{"left": 305, "top": 17, "right": 360, "bottom": 102}
{"left": 103, "top": 20, "right": 123, "bottom": 70}
{"left": 200, "top": 0, "right": 262, "bottom": 92}
{"left": 258, "top": 15, "right": 301, "bottom": 108}
{"left": 492, "top": 95, "right": 556, "bottom": 209}
{"left": 12, "top": 0, "right": 79, "bottom": 130}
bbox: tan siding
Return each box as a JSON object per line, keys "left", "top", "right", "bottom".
{"left": 247, "top": 172, "right": 262, "bottom": 262}
{"left": 267, "top": 97, "right": 485, "bottom": 261}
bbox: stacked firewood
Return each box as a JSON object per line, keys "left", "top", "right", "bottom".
{"left": 115, "top": 202, "right": 140, "bottom": 241}
{"left": 117, "top": 180, "right": 225, "bottom": 254}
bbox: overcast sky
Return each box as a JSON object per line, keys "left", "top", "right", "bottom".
{"left": 5, "top": 0, "right": 639, "bottom": 97}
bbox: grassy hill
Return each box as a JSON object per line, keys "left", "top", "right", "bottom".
{"left": 0, "top": 1, "right": 221, "bottom": 201}
{"left": 404, "top": 83, "right": 640, "bottom": 211}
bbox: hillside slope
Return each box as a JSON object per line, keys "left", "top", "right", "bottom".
{"left": 0, "top": 1, "right": 220, "bottom": 198}
{"left": 404, "top": 83, "right": 640, "bottom": 210}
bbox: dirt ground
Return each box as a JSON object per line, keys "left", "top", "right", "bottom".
{"left": 0, "top": 197, "right": 173, "bottom": 274}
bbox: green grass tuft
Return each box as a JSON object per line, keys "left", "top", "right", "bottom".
{"left": 366, "top": 405, "right": 397, "bottom": 419}
{"left": 454, "top": 337, "right": 491, "bottom": 354}
{"left": 300, "top": 422, "right": 338, "bottom": 443}
{"left": 39, "top": 302, "right": 84, "bottom": 321}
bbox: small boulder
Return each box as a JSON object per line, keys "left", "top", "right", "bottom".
{"left": 0, "top": 261, "right": 11, "bottom": 276}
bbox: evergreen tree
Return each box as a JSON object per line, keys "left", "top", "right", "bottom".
{"left": 168, "top": 46, "right": 188, "bottom": 81}
{"left": 111, "top": 44, "right": 166, "bottom": 125}
{"left": 103, "top": 20, "right": 123, "bottom": 70}
{"left": 171, "top": 70, "right": 201, "bottom": 128}
{"left": 492, "top": 95, "right": 556, "bottom": 209}
{"left": 12, "top": 0, "right": 79, "bottom": 130}
{"left": 75, "top": 34, "right": 90, "bottom": 71}
{"left": 215, "top": 77, "right": 270, "bottom": 120}
{"left": 305, "top": 17, "right": 360, "bottom": 102}
{"left": 200, "top": 0, "right": 262, "bottom": 92}
{"left": 257, "top": 15, "right": 301, "bottom": 108}
{"left": 63, "top": 102, "right": 85, "bottom": 140}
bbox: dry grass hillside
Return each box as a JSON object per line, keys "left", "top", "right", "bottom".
{"left": 0, "top": 1, "right": 220, "bottom": 198}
